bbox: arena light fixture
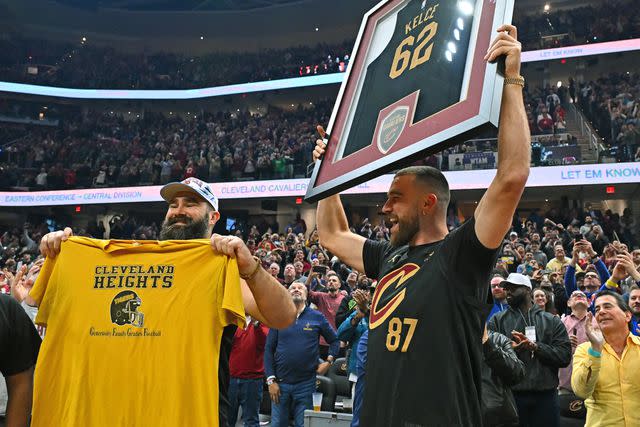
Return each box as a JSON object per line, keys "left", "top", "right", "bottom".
{"left": 454, "top": 29, "right": 460, "bottom": 41}
{"left": 448, "top": 42, "right": 457, "bottom": 54}
{"left": 556, "top": 81, "right": 562, "bottom": 87}
{"left": 445, "top": 50, "right": 453, "bottom": 62}
{"left": 457, "top": 17, "right": 464, "bottom": 30}
{"left": 544, "top": 4, "right": 550, "bottom": 12}
{"left": 457, "top": 1, "right": 474, "bottom": 16}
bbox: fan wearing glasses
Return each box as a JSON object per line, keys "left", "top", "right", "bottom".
{"left": 557, "top": 290, "right": 598, "bottom": 394}
{"left": 564, "top": 240, "right": 617, "bottom": 311}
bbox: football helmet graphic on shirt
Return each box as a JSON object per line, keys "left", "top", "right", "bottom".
{"left": 110, "top": 290, "right": 145, "bottom": 327}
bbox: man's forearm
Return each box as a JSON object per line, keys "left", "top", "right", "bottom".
{"left": 6, "top": 369, "right": 34, "bottom": 427}
{"left": 496, "top": 84, "right": 530, "bottom": 180}
{"left": 244, "top": 267, "right": 295, "bottom": 329}
{"left": 328, "top": 338, "right": 341, "bottom": 359}
{"left": 316, "top": 195, "right": 350, "bottom": 247}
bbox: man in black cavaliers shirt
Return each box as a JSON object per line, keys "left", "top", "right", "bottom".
{"left": 313, "top": 24, "right": 529, "bottom": 426}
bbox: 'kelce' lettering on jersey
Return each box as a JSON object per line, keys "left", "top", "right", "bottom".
{"left": 370, "top": 263, "right": 420, "bottom": 329}
{"left": 405, "top": 2, "right": 439, "bottom": 35}
{"left": 93, "top": 264, "right": 174, "bottom": 289}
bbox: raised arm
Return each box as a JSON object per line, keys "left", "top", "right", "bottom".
{"left": 313, "top": 126, "right": 366, "bottom": 272}
{"left": 211, "top": 234, "right": 295, "bottom": 329}
{"left": 474, "top": 25, "right": 530, "bottom": 249}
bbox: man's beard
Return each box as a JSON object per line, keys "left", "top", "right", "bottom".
{"left": 390, "top": 214, "right": 420, "bottom": 247}
{"left": 159, "top": 214, "right": 209, "bottom": 240}
{"left": 631, "top": 304, "right": 640, "bottom": 317}
{"left": 507, "top": 292, "right": 529, "bottom": 309}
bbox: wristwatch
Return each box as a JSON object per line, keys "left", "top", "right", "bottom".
{"left": 266, "top": 377, "right": 276, "bottom": 386}
{"left": 504, "top": 75, "right": 525, "bottom": 87}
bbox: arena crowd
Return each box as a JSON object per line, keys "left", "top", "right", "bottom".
{"left": 2, "top": 201, "right": 639, "bottom": 425}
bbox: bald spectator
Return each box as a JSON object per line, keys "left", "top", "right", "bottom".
{"left": 264, "top": 283, "right": 339, "bottom": 427}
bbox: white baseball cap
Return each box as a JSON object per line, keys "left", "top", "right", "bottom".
{"left": 501, "top": 273, "right": 532, "bottom": 289}
{"left": 160, "top": 178, "right": 219, "bottom": 211}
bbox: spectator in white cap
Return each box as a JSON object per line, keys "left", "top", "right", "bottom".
{"left": 488, "top": 273, "right": 571, "bottom": 427}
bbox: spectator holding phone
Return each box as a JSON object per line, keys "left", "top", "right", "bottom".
{"left": 564, "top": 240, "right": 614, "bottom": 310}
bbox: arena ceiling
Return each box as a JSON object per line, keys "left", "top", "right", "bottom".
{"left": 51, "top": 0, "right": 307, "bottom": 11}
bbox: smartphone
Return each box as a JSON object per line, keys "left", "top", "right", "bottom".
{"left": 312, "top": 265, "right": 328, "bottom": 274}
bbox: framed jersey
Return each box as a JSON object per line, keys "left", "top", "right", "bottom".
{"left": 305, "top": 0, "right": 514, "bottom": 202}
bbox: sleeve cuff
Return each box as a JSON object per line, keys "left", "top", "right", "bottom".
{"left": 588, "top": 347, "right": 601, "bottom": 358}
{"left": 605, "top": 278, "right": 619, "bottom": 289}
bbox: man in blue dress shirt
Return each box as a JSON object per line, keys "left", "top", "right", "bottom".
{"left": 264, "top": 282, "right": 339, "bottom": 427}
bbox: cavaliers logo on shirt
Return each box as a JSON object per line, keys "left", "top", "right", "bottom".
{"left": 370, "top": 264, "right": 420, "bottom": 329}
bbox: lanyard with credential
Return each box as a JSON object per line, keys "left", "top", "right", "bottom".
{"left": 518, "top": 309, "right": 536, "bottom": 359}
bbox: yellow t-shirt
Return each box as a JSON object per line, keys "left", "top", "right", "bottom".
{"left": 29, "top": 237, "right": 245, "bottom": 427}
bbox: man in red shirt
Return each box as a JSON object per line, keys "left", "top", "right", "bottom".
{"left": 305, "top": 273, "right": 344, "bottom": 359}
{"left": 228, "top": 316, "right": 269, "bottom": 427}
